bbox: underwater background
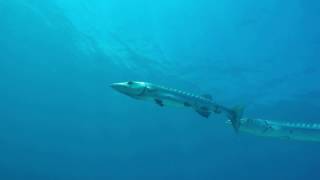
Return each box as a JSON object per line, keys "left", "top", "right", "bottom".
{"left": 1, "top": 0, "right": 320, "bottom": 179}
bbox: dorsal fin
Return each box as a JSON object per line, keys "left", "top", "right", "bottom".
{"left": 202, "top": 94, "right": 213, "bottom": 100}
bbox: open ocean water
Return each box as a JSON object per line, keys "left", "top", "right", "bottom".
{"left": 1, "top": 0, "right": 320, "bottom": 179}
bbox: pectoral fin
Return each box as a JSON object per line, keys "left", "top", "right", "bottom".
{"left": 154, "top": 99, "right": 164, "bottom": 107}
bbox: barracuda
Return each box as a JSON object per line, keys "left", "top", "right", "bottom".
{"left": 111, "top": 81, "right": 244, "bottom": 131}
{"left": 233, "top": 118, "right": 320, "bottom": 142}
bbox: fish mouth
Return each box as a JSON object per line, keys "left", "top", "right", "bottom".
{"left": 110, "top": 83, "right": 118, "bottom": 88}
{"left": 110, "top": 83, "right": 124, "bottom": 91}
{"left": 110, "top": 82, "right": 126, "bottom": 87}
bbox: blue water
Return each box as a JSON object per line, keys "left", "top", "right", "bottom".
{"left": 1, "top": 0, "right": 320, "bottom": 179}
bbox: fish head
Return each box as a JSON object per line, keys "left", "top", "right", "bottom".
{"left": 226, "top": 118, "right": 259, "bottom": 129}
{"left": 111, "top": 81, "right": 148, "bottom": 98}
{"left": 238, "top": 118, "right": 272, "bottom": 134}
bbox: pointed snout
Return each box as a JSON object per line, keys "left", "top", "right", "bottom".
{"left": 110, "top": 81, "right": 144, "bottom": 97}
{"left": 110, "top": 82, "right": 124, "bottom": 91}
{"left": 110, "top": 83, "right": 119, "bottom": 88}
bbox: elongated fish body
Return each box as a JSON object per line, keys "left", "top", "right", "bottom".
{"left": 239, "top": 118, "right": 320, "bottom": 142}
{"left": 141, "top": 83, "right": 223, "bottom": 110}
{"left": 111, "top": 81, "right": 243, "bottom": 130}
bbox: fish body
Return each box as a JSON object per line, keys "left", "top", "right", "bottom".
{"left": 111, "top": 81, "right": 243, "bottom": 130}
{"left": 238, "top": 118, "right": 320, "bottom": 142}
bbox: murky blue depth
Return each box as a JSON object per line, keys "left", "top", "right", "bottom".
{"left": 1, "top": 0, "right": 320, "bottom": 179}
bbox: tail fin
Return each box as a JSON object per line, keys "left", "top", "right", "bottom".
{"left": 228, "top": 106, "right": 245, "bottom": 132}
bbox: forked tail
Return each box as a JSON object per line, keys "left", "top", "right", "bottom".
{"left": 228, "top": 106, "right": 245, "bottom": 132}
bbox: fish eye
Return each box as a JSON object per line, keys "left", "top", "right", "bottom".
{"left": 128, "top": 81, "right": 134, "bottom": 85}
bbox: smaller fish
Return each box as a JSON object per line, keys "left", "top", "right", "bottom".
{"left": 111, "top": 81, "right": 244, "bottom": 131}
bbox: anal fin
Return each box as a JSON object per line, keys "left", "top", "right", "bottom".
{"left": 195, "top": 107, "right": 211, "bottom": 118}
